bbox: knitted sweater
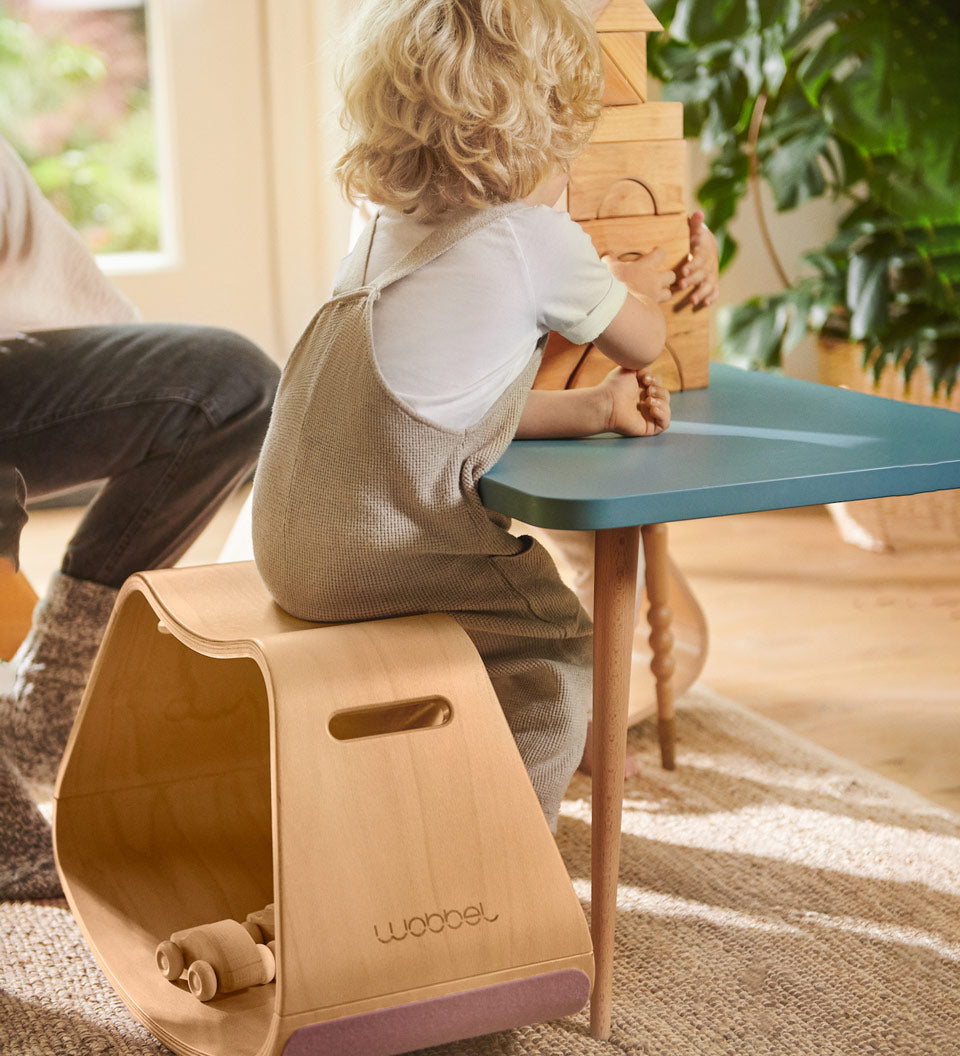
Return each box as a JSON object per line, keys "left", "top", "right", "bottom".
{"left": 0, "top": 136, "right": 138, "bottom": 339}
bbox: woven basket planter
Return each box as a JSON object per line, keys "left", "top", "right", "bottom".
{"left": 818, "top": 335, "right": 960, "bottom": 551}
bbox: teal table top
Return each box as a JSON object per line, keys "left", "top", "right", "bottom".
{"left": 479, "top": 364, "right": 960, "bottom": 530}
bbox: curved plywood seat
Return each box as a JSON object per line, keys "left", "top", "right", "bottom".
{"left": 54, "top": 561, "right": 593, "bottom": 1056}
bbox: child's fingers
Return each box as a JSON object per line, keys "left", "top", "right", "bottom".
{"left": 647, "top": 402, "right": 671, "bottom": 428}
{"left": 639, "top": 393, "right": 669, "bottom": 421}
{"left": 637, "top": 246, "right": 665, "bottom": 267}
{"left": 640, "top": 379, "right": 668, "bottom": 402}
{"left": 677, "top": 260, "right": 707, "bottom": 289}
{"left": 691, "top": 277, "right": 720, "bottom": 306}
{"left": 636, "top": 371, "right": 666, "bottom": 390}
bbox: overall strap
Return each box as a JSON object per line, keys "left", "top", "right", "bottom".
{"left": 331, "top": 211, "right": 380, "bottom": 297}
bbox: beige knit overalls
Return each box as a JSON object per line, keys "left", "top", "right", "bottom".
{"left": 252, "top": 203, "right": 593, "bottom": 827}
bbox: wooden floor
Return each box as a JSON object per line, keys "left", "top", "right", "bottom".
{"left": 668, "top": 504, "right": 960, "bottom": 813}
{"left": 14, "top": 492, "right": 960, "bottom": 814}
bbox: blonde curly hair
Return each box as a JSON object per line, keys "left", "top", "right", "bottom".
{"left": 334, "top": 0, "right": 603, "bottom": 220}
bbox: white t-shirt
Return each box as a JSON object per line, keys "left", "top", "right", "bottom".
{"left": 0, "top": 136, "right": 139, "bottom": 339}
{"left": 339, "top": 204, "right": 627, "bottom": 429}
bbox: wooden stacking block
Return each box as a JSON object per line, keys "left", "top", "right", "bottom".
{"left": 536, "top": 215, "right": 709, "bottom": 392}
{"left": 568, "top": 140, "right": 687, "bottom": 220}
{"left": 600, "top": 49, "right": 642, "bottom": 106}
{"left": 536, "top": 311, "right": 710, "bottom": 393}
{"left": 580, "top": 215, "right": 689, "bottom": 269}
{"left": 539, "top": 0, "right": 710, "bottom": 398}
{"left": 593, "top": 102, "right": 683, "bottom": 144}
{"left": 54, "top": 561, "right": 594, "bottom": 1056}
{"left": 535, "top": 319, "right": 707, "bottom": 394}
{"left": 599, "top": 33, "right": 648, "bottom": 103}
{"left": 657, "top": 314, "right": 711, "bottom": 389}
{"left": 594, "top": 0, "right": 662, "bottom": 32}
{"left": 581, "top": 214, "right": 696, "bottom": 318}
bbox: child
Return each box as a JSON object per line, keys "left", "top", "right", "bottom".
{"left": 251, "top": 0, "right": 673, "bottom": 829}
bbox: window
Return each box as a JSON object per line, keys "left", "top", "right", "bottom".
{"left": 1, "top": 0, "right": 355, "bottom": 360}
{"left": 0, "top": 0, "right": 171, "bottom": 270}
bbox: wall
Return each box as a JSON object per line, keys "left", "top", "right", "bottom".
{"left": 260, "top": 0, "right": 355, "bottom": 352}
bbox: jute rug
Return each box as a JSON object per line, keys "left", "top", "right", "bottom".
{"left": 3, "top": 687, "right": 959, "bottom": 1056}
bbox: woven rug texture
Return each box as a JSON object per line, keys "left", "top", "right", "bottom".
{"left": 2, "top": 688, "right": 959, "bottom": 1056}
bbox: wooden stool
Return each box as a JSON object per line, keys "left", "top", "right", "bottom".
{"left": 54, "top": 561, "right": 593, "bottom": 1056}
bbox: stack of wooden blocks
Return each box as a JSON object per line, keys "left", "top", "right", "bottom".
{"left": 537, "top": 0, "right": 710, "bottom": 393}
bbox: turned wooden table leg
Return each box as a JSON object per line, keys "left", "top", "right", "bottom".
{"left": 589, "top": 524, "right": 641, "bottom": 1040}
{"left": 641, "top": 522, "right": 677, "bottom": 770}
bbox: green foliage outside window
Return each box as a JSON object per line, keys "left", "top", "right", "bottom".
{"left": 0, "top": 4, "right": 160, "bottom": 255}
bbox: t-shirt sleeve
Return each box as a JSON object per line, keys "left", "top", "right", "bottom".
{"left": 509, "top": 205, "right": 628, "bottom": 345}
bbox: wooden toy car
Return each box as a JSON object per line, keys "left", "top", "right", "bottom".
{"left": 156, "top": 916, "right": 275, "bottom": 1002}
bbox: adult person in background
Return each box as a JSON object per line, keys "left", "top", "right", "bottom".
{"left": 0, "top": 134, "right": 280, "bottom": 899}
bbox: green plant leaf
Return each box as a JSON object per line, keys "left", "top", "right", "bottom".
{"left": 820, "top": 62, "right": 909, "bottom": 158}
{"left": 715, "top": 229, "right": 739, "bottom": 272}
{"left": 730, "top": 34, "right": 764, "bottom": 98}
{"left": 761, "top": 123, "right": 828, "bottom": 210}
{"left": 670, "top": 0, "right": 753, "bottom": 44}
{"left": 718, "top": 296, "right": 794, "bottom": 370}
{"left": 846, "top": 252, "right": 890, "bottom": 340}
{"left": 759, "top": 26, "right": 788, "bottom": 95}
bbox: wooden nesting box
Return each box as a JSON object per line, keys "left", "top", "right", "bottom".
{"left": 54, "top": 561, "right": 594, "bottom": 1056}
{"left": 536, "top": 0, "right": 710, "bottom": 394}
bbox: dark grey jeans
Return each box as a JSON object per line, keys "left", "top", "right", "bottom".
{"left": 0, "top": 323, "right": 279, "bottom": 588}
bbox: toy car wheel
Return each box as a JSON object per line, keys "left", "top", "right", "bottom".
{"left": 186, "top": 959, "right": 218, "bottom": 1002}
{"left": 155, "top": 940, "right": 185, "bottom": 981}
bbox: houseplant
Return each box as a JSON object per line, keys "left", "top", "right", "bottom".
{"left": 646, "top": 0, "right": 960, "bottom": 395}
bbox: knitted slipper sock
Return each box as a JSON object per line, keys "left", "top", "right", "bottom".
{"left": 0, "top": 751, "right": 62, "bottom": 901}
{"left": 0, "top": 572, "right": 118, "bottom": 788}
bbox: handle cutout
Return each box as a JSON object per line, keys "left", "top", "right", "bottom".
{"left": 328, "top": 696, "right": 452, "bottom": 741}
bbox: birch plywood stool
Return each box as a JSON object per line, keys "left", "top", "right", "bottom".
{"left": 53, "top": 561, "right": 593, "bottom": 1056}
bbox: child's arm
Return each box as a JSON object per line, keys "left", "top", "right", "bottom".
{"left": 516, "top": 370, "right": 670, "bottom": 439}
{"left": 591, "top": 250, "right": 671, "bottom": 371}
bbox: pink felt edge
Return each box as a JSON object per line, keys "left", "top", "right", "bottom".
{"left": 281, "top": 968, "right": 591, "bottom": 1056}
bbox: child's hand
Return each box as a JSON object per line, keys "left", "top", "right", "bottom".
{"left": 598, "top": 368, "right": 671, "bottom": 437}
{"left": 602, "top": 247, "right": 673, "bottom": 304}
{"left": 674, "top": 210, "right": 719, "bottom": 308}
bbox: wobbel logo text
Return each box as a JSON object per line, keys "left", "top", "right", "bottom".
{"left": 374, "top": 903, "right": 499, "bottom": 943}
